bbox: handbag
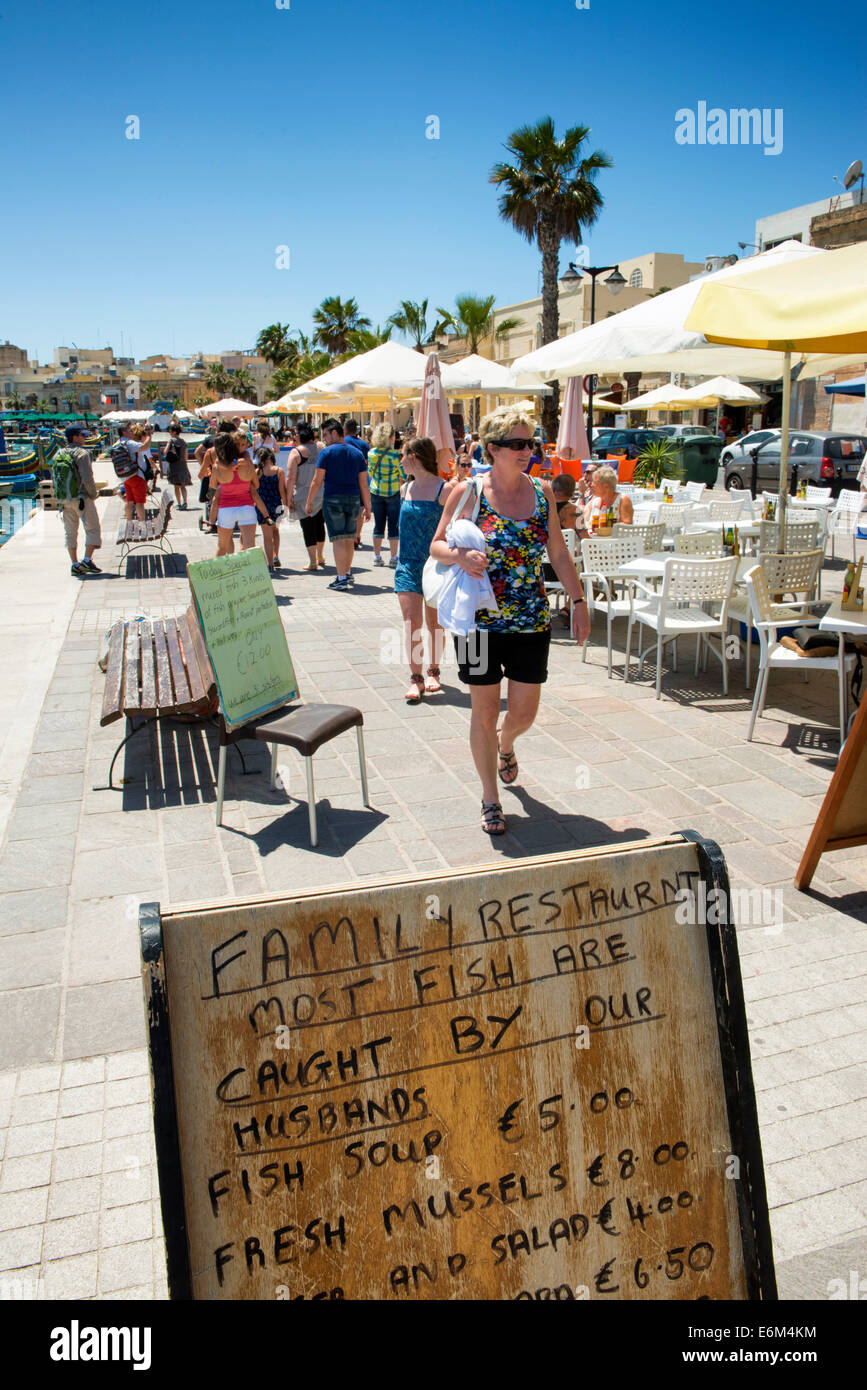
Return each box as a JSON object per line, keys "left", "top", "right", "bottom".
{"left": 422, "top": 479, "right": 481, "bottom": 607}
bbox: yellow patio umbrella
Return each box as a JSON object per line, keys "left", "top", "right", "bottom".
{"left": 685, "top": 242, "right": 867, "bottom": 523}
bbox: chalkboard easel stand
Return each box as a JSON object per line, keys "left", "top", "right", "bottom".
{"left": 141, "top": 834, "right": 777, "bottom": 1302}
{"left": 796, "top": 696, "right": 867, "bottom": 890}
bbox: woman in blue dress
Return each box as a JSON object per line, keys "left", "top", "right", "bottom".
{"left": 394, "top": 436, "right": 455, "bottom": 703}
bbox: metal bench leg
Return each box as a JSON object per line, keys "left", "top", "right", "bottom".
{"left": 270, "top": 744, "right": 279, "bottom": 790}
{"left": 305, "top": 756, "right": 318, "bottom": 847}
{"left": 357, "top": 726, "right": 371, "bottom": 808}
{"left": 216, "top": 744, "right": 227, "bottom": 826}
{"left": 93, "top": 717, "right": 148, "bottom": 791}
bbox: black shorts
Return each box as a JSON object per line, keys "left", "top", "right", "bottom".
{"left": 453, "top": 628, "right": 551, "bottom": 686}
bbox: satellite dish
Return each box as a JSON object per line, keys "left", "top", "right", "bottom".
{"left": 843, "top": 159, "right": 863, "bottom": 189}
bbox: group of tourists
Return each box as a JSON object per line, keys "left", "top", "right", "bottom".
{"left": 59, "top": 404, "right": 604, "bottom": 840}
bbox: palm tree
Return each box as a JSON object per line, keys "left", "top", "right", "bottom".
{"left": 204, "top": 364, "right": 230, "bottom": 397}
{"left": 435, "top": 295, "right": 524, "bottom": 426}
{"left": 256, "top": 323, "right": 298, "bottom": 367}
{"left": 62, "top": 394, "right": 76, "bottom": 413}
{"left": 142, "top": 383, "right": 163, "bottom": 402}
{"left": 490, "top": 117, "right": 612, "bottom": 437}
{"left": 7, "top": 391, "right": 24, "bottom": 410}
{"left": 436, "top": 293, "right": 523, "bottom": 355}
{"left": 229, "top": 367, "right": 257, "bottom": 403}
{"left": 343, "top": 323, "right": 392, "bottom": 355}
{"left": 312, "top": 297, "right": 371, "bottom": 357}
{"left": 386, "top": 300, "right": 445, "bottom": 352}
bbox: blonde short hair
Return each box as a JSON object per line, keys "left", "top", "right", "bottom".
{"left": 593, "top": 465, "right": 618, "bottom": 490}
{"left": 371, "top": 422, "right": 395, "bottom": 450}
{"left": 479, "top": 409, "right": 534, "bottom": 465}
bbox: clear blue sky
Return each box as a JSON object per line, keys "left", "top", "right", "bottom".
{"left": 3, "top": 0, "right": 865, "bottom": 361}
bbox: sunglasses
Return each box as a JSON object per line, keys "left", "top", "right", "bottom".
{"left": 493, "top": 437, "right": 533, "bottom": 452}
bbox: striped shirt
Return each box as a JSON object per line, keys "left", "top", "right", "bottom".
{"left": 367, "top": 448, "right": 404, "bottom": 497}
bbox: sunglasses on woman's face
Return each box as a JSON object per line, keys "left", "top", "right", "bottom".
{"left": 493, "top": 437, "right": 533, "bottom": 452}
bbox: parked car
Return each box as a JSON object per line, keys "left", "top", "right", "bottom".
{"left": 723, "top": 431, "right": 866, "bottom": 495}
{"left": 654, "top": 424, "right": 717, "bottom": 440}
{"left": 592, "top": 428, "right": 663, "bottom": 459}
{"left": 720, "top": 428, "right": 780, "bottom": 468}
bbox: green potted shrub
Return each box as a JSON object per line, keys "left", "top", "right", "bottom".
{"left": 634, "top": 436, "right": 680, "bottom": 488}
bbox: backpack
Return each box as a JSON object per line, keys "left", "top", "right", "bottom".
{"left": 111, "top": 439, "right": 138, "bottom": 479}
{"left": 51, "top": 448, "right": 80, "bottom": 503}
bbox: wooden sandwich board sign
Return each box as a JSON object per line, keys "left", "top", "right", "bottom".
{"left": 187, "top": 550, "right": 298, "bottom": 731}
{"left": 796, "top": 696, "right": 867, "bottom": 890}
{"left": 140, "top": 833, "right": 776, "bottom": 1301}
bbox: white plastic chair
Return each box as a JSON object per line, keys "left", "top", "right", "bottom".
{"left": 758, "top": 519, "right": 820, "bottom": 554}
{"left": 683, "top": 481, "right": 706, "bottom": 503}
{"left": 729, "top": 486, "right": 755, "bottom": 519}
{"left": 707, "top": 498, "right": 746, "bottom": 524}
{"left": 612, "top": 520, "right": 666, "bottom": 552}
{"left": 743, "top": 565, "right": 854, "bottom": 746}
{"left": 805, "top": 485, "right": 834, "bottom": 504}
{"left": 660, "top": 477, "right": 682, "bottom": 495}
{"left": 625, "top": 556, "right": 739, "bottom": 698}
{"left": 579, "top": 535, "right": 645, "bottom": 677}
{"left": 828, "top": 490, "right": 865, "bottom": 563}
{"left": 632, "top": 503, "right": 661, "bottom": 524}
{"left": 674, "top": 531, "right": 724, "bottom": 556}
{"left": 728, "top": 550, "right": 823, "bottom": 688}
{"left": 544, "top": 527, "right": 580, "bottom": 611}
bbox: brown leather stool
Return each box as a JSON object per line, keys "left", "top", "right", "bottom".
{"left": 216, "top": 703, "right": 369, "bottom": 847}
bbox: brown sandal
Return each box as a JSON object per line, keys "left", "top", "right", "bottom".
{"left": 424, "top": 665, "right": 442, "bottom": 693}
{"left": 497, "top": 735, "right": 519, "bottom": 785}
{"left": 405, "top": 674, "right": 425, "bottom": 704}
{"left": 481, "top": 801, "right": 506, "bottom": 835}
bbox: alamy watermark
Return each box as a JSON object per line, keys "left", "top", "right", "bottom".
{"left": 675, "top": 102, "right": 783, "bottom": 157}
{"left": 675, "top": 883, "right": 784, "bottom": 932}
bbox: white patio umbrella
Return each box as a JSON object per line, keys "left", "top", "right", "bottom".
{"left": 685, "top": 240, "right": 867, "bottom": 526}
{"left": 194, "top": 397, "right": 264, "bottom": 418}
{"left": 623, "top": 384, "right": 691, "bottom": 412}
{"left": 674, "top": 377, "right": 768, "bottom": 408}
{"left": 511, "top": 242, "right": 862, "bottom": 386}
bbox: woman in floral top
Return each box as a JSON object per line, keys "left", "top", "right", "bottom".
{"left": 430, "top": 410, "right": 590, "bottom": 836}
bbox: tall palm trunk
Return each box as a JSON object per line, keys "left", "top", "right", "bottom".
{"left": 539, "top": 217, "right": 561, "bottom": 441}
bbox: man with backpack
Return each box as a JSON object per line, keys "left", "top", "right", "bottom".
{"left": 111, "top": 423, "right": 147, "bottom": 521}
{"left": 54, "top": 425, "right": 102, "bottom": 577}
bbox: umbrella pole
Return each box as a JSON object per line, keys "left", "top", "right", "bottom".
{"left": 778, "top": 350, "right": 791, "bottom": 531}
{"left": 390, "top": 389, "right": 394, "bottom": 428}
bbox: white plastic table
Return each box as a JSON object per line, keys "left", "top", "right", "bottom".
{"left": 617, "top": 553, "right": 754, "bottom": 583}
{"left": 818, "top": 600, "right": 867, "bottom": 737}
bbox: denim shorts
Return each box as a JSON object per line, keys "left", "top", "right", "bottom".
{"left": 217, "top": 505, "right": 258, "bottom": 529}
{"left": 371, "top": 491, "right": 401, "bottom": 539}
{"left": 323, "top": 494, "right": 361, "bottom": 539}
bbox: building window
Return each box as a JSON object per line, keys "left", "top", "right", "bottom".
{"left": 629, "top": 269, "right": 643, "bottom": 287}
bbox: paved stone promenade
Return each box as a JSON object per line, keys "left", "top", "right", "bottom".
{"left": 0, "top": 493, "right": 865, "bottom": 1300}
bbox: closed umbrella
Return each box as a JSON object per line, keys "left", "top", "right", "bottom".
{"left": 673, "top": 377, "right": 768, "bottom": 409}
{"left": 685, "top": 241, "right": 867, "bottom": 526}
{"left": 556, "top": 375, "right": 590, "bottom": 460}
{"left": 416, "top": 352, "right": 454, "bottom": 475}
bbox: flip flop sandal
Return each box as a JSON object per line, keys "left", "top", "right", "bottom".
{"left": 497, "top": 736, "right": 519, "bottom": 785}
{"left": 424, "top": 665, "right": 442, "bottom": 693}
{"left": 405, "top": 674, "right": 425, "bottom": 704}
{"left": 481, "top": 801, "right": 506, "bottom": 835}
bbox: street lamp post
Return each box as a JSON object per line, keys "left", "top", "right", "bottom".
{"left": 558, "top": 262, "right": 626, "bottom": 447}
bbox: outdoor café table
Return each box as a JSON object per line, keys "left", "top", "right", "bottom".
{"left": 686, "top": 520, "right": 762, "bottom": 553}
{"left": 818, "top": 599, "right": 867, "bottom": 737}
{"left": 617, "top": 552, "right": 754, "bottom": 585}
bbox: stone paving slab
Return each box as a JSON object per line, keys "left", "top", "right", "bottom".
{"left": 0, "top": 490, "right": 864, "bottom": 1299}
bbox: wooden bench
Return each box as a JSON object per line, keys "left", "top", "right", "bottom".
{"left": 115, "top": 490, "right": 174, "bottom": 568}
{"left": 98, "top": 603, "right": 217, "bottom": 788}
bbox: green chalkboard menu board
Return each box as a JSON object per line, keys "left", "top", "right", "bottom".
{"left": 188, "top": 551, "right": 299, "bottom": 730}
